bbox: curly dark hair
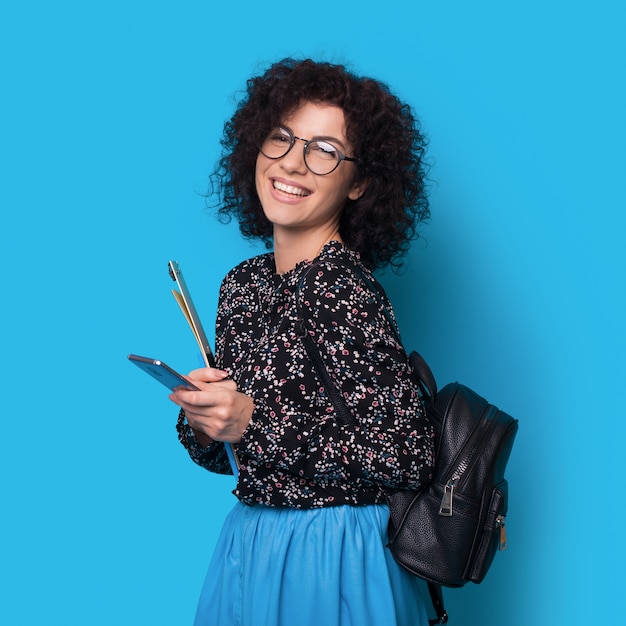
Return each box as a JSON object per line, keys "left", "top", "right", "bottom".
{"left": 211, "top": 58, "right": 430, "bottom": 270}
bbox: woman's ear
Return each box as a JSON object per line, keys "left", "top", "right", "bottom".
{"left": 348, "top": 179, "right": 368, "bottom": 201}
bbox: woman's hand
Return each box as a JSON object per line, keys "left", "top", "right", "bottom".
{"left": 169, "top": 368, "right": 254, "bottom": 445}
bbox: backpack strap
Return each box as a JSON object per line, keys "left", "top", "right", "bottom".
{"left": 427, "top": 582, "right": 449, "bottom": 624}
{"left": 409, "top": 350, "right": 437, "bottom": 402}
{"left": 294, "top": 259, "right": 360, "bottom": 427}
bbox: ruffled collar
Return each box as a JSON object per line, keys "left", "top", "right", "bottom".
{"left": 268, "top": 240, "right": 362, "bottom": 280}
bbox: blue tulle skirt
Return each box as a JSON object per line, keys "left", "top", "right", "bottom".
{"left": 194, "top": 502, "right": 431, "bottom": 626}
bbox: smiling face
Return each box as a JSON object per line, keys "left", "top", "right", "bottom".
{"left": 255, "top": 101, "right": 365, "bottom": 243}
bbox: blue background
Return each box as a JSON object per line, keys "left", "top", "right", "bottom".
{"left": 1, "top": 1, "right": 624, "bottom": 624}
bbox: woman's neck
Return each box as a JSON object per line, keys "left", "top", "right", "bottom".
{"left": 273, "top": 227, "right": 342, "bottom": 275}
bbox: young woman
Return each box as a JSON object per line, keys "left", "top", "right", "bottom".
{"left": 169, "top": 58, "right": 435, "bottom": 626}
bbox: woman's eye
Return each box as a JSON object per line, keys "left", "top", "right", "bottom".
{"left": 270, "top": 133, "right": 289, "bottom": 143}
{"left": 310, "top": 141, "right": 338, "bottom": 159}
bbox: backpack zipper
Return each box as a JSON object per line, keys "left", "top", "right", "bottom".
{"left": 496, "top": 515, "right": 507, "bottom": 550}
{"left": 438, "top": 403, "right": 499, "bottom": 516}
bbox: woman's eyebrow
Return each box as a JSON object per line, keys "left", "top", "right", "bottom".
{"left": 313, "top": 135, "right": 347, "bottom": 149}
{"left": 280, "top": 124, "right": 347, "bottom": 149}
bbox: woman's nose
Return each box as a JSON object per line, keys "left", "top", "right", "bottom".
{"left": 279, "top": 140, "right": 308, "bottom": 174}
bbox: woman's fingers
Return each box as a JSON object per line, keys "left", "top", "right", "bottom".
{"left": 186, "top": 367, "right": 230, "bottom": 384}
{"left": 169, "top": 382, "right": 254, "bottom": 443}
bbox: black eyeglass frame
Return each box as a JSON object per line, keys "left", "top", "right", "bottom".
{"left": 260, "top": 127, "right": 357, "bottom": 176}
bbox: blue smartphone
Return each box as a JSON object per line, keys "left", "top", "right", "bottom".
{"left": 128, "top": 354, "right": 199, "bottom": 391}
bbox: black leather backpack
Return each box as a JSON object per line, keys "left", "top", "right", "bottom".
{"left": 385, "top": 351, "right": 518, "bottom": 623}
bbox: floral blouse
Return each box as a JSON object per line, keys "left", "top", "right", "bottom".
{"left": 179, "top": 242, "right": 435, "bottom": 508}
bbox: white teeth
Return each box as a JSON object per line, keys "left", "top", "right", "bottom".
{"left": 273, "top": 180, "right": 309, "bottom": 196}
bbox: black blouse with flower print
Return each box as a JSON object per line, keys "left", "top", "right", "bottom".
{"left": 178, "top": 242, "right": 435, "bottom": 509}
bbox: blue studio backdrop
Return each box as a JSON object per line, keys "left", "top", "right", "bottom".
{"left": 1, "top": 1, "right": 624, "bottom": 624}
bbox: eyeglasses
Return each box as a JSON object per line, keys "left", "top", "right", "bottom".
{"left": 259, "top": 127, "right": 356, "bottom": 176}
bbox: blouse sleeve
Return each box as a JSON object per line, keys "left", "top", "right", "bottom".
{"left": 176, "top": 409, "right": 233, "bottom": 475}
{"left": 238, "top": 261, "right": 435, "bottom": 492}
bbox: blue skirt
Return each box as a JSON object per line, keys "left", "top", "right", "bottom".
{"left": 194, "top": 502, "right": 431, "bottom": 626}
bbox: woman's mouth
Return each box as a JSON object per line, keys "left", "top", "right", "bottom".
{"left": 272, "top": 179, "right": 311, "bottom": 198}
